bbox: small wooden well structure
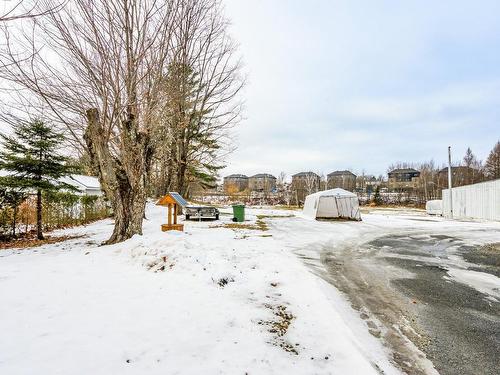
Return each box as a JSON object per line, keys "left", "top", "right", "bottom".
{"left": 156, "top": 192, "right": 187, "bottom": 232}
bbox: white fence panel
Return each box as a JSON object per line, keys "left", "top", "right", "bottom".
{"left": 442, "top": 179, "right": 500, "bottom": 221}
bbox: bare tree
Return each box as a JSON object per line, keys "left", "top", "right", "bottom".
{"left": 303, "top": 172, "right": 319, "bottom": 195}
{"left": 485, "top": 141, "right": 500, "bottom": 180}
{"left": 277, "top": 171, "right": 287, "bottom": 188}
{"left": 418, "top": 160, "right": 437, "bottom": 201}
{"left": 0, "top": 0, "right": 243, "bottom": 243}
{"left": 0, "top": 0, "right": 181, "bottom": 243}
{"left": 462, "top": 147, "right": 485, "bottom": 184}
{"left": 151, "top": 0, "right": 243, "bottom": 197}
{"left": 276, "top": 171, "right": 291, "bottom": 205}
{"left": 356, "top": 169, "right": 366, "bottom": 192}
{"left": 0, "top": 0, "right": 61, "bottom": 22}
{"left": 282, "top": 184, "right": 292, "bottom": 206}
{"left": 386, "top": 162, "right": 417, "bottom": 173}
{"left": 318, "top": 171, "right": 327, "bottom": 191}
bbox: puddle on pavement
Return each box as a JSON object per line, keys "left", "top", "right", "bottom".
{"left": 407, "top": 218, "right": 441, "bottom": 222}
{"left": 368, "top": 234, "right": 463, "bottom": 260}
{"left": 365, "top": 235, "right": 500, "bottom": 375}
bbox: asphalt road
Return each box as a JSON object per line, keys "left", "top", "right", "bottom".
{"left": 322, "top": 234, "right": 500, "bottom": 375}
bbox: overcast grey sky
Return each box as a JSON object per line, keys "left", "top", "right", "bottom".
{"left": 221, "top": 0, "right": 500, "bottom": 178}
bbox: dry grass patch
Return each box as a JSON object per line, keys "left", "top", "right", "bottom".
{"left": 256, "top": 214, "right": 295, "bottom": 220}
{"left": 269, "top": 205, "right": 301, "bottom": 211}
{"left": 211, "top": 219, "right": 269, "bottom": 231}
{"left": 241, "top": 234, "right": 273, "bottom": 239}
{"left": 258, "top": 303, "right": 298, "bottom": 355}
{"left": 0, "top": 235, "right": 85, "bottom": 250}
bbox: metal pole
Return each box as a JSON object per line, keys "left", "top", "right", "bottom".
{"left": 447, "top": 146, "right": 453, "bottom": 218}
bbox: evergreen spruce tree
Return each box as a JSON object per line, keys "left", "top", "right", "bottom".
{"left": 0, "top": 119, "right": 79, "bottom": 239}
{"left": 159, "top": 62, "right": 225, "bottom": 196}
{"left": 485, "top": 141, "right": 500, "bottom": 180}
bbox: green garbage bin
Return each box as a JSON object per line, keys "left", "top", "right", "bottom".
{"left": 232, "top": 204, "right": 245, "bottom": 222}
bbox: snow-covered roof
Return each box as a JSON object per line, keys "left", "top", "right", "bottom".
{"left": 1, "top": 170, "right": 101, "bottom": 194}
{"left": 306, "top": 188, "right": 357, "bottom": 199}
{"left": 70, "top": 175, "right": 100, "bottom": 189}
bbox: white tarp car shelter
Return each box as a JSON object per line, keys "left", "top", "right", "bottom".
{"left": 302, "top": 188, "right": 361, "bottom": 221}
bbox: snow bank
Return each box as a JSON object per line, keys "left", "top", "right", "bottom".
{"left": 0, "top": 204, "right": 397, "bottom": 375}
{"left": 447, "top": 268, "right": 500, "bottom": 301}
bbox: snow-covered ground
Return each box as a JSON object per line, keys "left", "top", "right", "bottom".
{"left": 1, "top": 204, "right": 499, "bottom": 374}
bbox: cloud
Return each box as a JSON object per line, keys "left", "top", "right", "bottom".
{"left": 221, "top": 0, "right": 500, "bottom": 179}
{"left": 332, "top": 80, "right": 500, "bottom": 124}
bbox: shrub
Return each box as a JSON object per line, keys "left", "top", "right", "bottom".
{"left": 0, "top": 192, "right": 111, "bottom": 239}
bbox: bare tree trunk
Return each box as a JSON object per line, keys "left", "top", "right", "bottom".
{"left": 107, "top": 181, "right": 147, "bottom": 244}
{"left": 11, "top": 205, "right": 17, "bottom": 237}
{"left": 0, "top": 0, "right": 243, "bottom": 243}
{"left": 84, "top": 109, "right": 150, "bottom": 244}
{"left": 36, "top": 189, "right": 43, "bottom": 240}
{"left": 164, "top": 148, "right": 177, "bottom": 194}
{"left": 176, "top": 154, "right": 188, "bottom": 195}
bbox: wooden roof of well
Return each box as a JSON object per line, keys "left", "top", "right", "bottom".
{"left": 156, "top": 192, "right": 187, "bottom": 207}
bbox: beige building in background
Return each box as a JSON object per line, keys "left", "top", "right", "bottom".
{"left": 291, "top": 171, "right": 321, "bottom": 205}
{"left": 223, "top": 174, "right": 249, "bottom": 193}
{"left": 387, "top": 168, "right": 420, "bottom": 191}
{"left": 248, "top": 173, "right": 277, "bottom": 192}
{"left": 327, "top": 170, "right": 357, "bottom": 191}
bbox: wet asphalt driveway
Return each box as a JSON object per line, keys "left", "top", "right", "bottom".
{"left": 322, "top": 233, "right": 500, "bottom": 375}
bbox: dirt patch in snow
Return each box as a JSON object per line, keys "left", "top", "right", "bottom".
{"left": 146, "top": 256, "right": 175, "bottom": 272}
{"left": 0, "top": 235, "right": 85, "bottom": 250}
{"left": 212, "top": 214, "right": 294, "bottom": 232}
{"left": 256, "top": 214, "right": 295, "bottom": 219}
{"left": 215, "top": 276, "right": 235, "bottom": 288}
{"left": 212, "top": 219, "right": 268, "bottom": 231}
{"left": 258, "top": 303, "right": 298, "bottom": 355}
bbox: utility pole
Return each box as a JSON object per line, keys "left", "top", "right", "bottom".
{"left": 447, "top": 146, "right": 453, "bottom": 218}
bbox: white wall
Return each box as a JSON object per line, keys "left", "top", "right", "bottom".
{"left": 442, "top": 179, "right": 500, "bottom": 221}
